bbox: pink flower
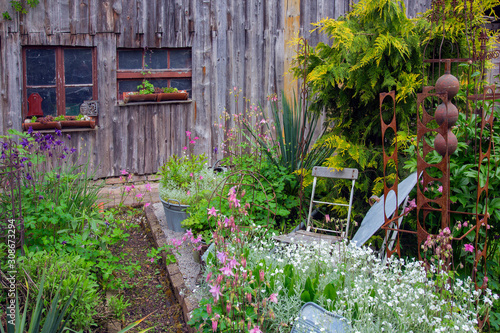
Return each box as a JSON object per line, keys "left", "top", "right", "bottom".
{"left": 150, "top": 258, "right": 154, "bottom": 263}
{"left": 190, "top": 140, "right": 196, "bottom": 144}
{"left": 209, "top": 284, "right": 222, "bottom": 301}
{"left": 144, "top": 202, "right": 150, "bottom": 208}
{"left": 259, "top": 269, "right": 265, "bottom": 282}
{"left": 145, "top": 183, "right": 152, "bottom": 192}
{"left": 437, "top": 186, "right": 443, "bottom": 193}
{"left": 249, "top": 326, "right": 262, "bottom": 333}
{"left": 226, "top": 303, "right": 231, "bottom": 314}
{"left": 246, "top": 293, "right": 252, "bottom": 302}
{"left": 186, "top": 229, "right": 193, "bottom": 238}
{"left": 190, "top": 172, "right": 194, "bottom": 177}
{"left": 206, "top": 272, "right": 212, "bottom": 283}
{"left": 216, "top": 251, "right": 227, "bottom": 264}
{"left": 125, "top": 186, "right": 132, "bottom": 192}
{"left": 194, "top": 136, "right": 199, "bottom": 140}
{"left": 269, "top": 293, "right": 278, "bottom": 304}
{"left": 463, "top": 221, "right": 468, "bottom": 227}
{"left": 136, "top": 193, "right": 143, "bottom": 199}
{"left": 206, "top": 303, "right": 212, "bottom": 315}
{"left": 199, "top": 176, "right": 203, "bottom": 180}
{"left": 325, "top": 214, "right": 330, "bottom": 223}
{"left": 186, "top": 131, "right": 191, "bottom": 138}
{"left": 207, "top": 207, "right": 218, "bottom": 217}
{"left": 211, "top": 319, "right": 218, "bottom": 332}
{"left": 228, "top": 257, "right": 240, "bottom": 269}
{"left": 187, "top": 190, "right": 191, "bottom": 196}
{"left": 464, "top": 244, "right": 474, "bottom": 252}
{"left": 120, "top": 169, "right": 128, "bottom": 175}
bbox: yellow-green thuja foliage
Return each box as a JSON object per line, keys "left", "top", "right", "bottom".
{"left": 295, "top": 0, "right": 423, "bottom": 145}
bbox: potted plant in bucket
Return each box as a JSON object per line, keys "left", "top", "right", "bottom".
{"left": 158, "top": 131, "right": 222, "bottom": 232}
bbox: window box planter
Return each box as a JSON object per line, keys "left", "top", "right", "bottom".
{"left": 22, "top": 121, "right": 62, "bottom": 131}
{"left": 122, "top": 91, "right": 189, "bottom": 103}
{"left": 23, "top": 116, "right": 96, "bottom": 131}
{"left": 157, "top": 91, "right": 188, "bottom": 101}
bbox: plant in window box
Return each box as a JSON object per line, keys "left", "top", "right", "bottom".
{"left": 22, "top": 115, "right": 62, "bottom": 130}
{"left": 156, "top": 86, "right": 189, "bottom": 101}
{"left": 60, "top": 114, "right": 96, "bottom": 129}
{"left": 123, "top": 80, "right": 157, "bottom": 103}
{"left": 158, "top": 131, "right": 223, "bottom": 232}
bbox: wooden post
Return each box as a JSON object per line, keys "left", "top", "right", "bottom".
{"left": 284, "top": 0, "right": 300, "bottom": 97}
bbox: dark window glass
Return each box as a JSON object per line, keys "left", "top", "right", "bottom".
{"left": 27, "top": 88, "right": 57, "bottom": 116}
{"left": 170, "top": 49, "right": 192, "bottom": 69}
{"left": 118, "top": 50, "right": 143, "bottom": 69}
{"left": 26, "top": 49, "right": 56, "bottom": 86}
{"left": 145, "top": 49, "right": 168, "bottom": 69}
{"left": 118, "top": 80, "right": 144, "bottom": 96}
{"left": 65, "top": 87, "right": 93, "bottom": 116}
{"left": 64, "top": 49, "right": 93, "bottom": 85}
{"left": 171, "top": 78, "right": 192, "bottom": 96}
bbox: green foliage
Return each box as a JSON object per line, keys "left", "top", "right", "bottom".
{"left": 16, "top": 250, "right": 100, "bottom": 330}
{"left": 2, "top": 0, "right": 39, "bottom": 20}
{"left": 162, "top": 87, "right": 179, "bottom": 93}
{"left": 136, "top": 80, "right": 155, "bottom": 95}
{"left": 147, "top": 244, "right": 177, "bottom": 265}
{"left": 108, "top": 294, "right": 131, "bottom": 322}
{"left": 1, "top": 267, "right": 80, "bottom": 333}
{"left": 295, "top": 0, "right": 423, "bottom": 144}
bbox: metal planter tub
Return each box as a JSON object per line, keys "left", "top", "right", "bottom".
{"left": 160, "top": 197, "right": 188, "bottom": 233}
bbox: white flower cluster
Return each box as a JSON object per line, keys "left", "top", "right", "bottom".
{"left": 244, "top": 238, "right": 497, "bottom": 333}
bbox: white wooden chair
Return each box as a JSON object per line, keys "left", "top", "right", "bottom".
{"left": 274, "top": 166, "right": 358, "bottom": 245}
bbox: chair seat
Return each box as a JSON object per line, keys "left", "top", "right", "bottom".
{"left": 273, "top": 230, "right": 342, "bottom": 245}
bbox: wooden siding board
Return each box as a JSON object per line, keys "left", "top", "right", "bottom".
{"left": 117, "top": 0, "right": 137, "bottom": 47}
{"left": 69, "top": 0, "right": 90, "bottom": 34}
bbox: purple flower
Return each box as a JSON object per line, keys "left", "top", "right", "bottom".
{"left": 62, "top": 241, "right": 67, "bottom": 245}
{"left": 70, "top": 148, "right": 76, "bottom": 154}
{"left": 67, "top": 134, "right": 71, "bottom": 140}
{"left": 38, "top": 195, "right": 44, "bottom": 200}
{"left": 25, "top": 173, "right": 32, "bottom": 181}
{"left": 28, "top": 127, "right": 34, "bottom": 134}
{"left": 213, "top": 147, "right": 218, "bottom": 154}
{"left": 55, "top": 129, "right": 62, "bottom": 136}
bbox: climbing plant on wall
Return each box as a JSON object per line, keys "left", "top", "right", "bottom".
{"left": 2, "top": 0, "right": 39, "bottom": 20}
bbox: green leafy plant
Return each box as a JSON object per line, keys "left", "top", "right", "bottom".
{"left": 161, "top": 87, "right": 179, "bottom": 93}
{"left": 293, "top": 0, "right": 422, "bottom": 145}
{"left": 16, "top": 250, "right": 100, "bottom": 330}
{"left": 1, "top": 267, "right": 81, "bottom": 333}
{"left": 147, "top": 244, "right": 177, "bottom": 265}
{"left": 158, "top": 131, "right": 222, "bottom": 206}
{"left": 53, "top": 115, "right": 66, "bottom": 121}
{"left": 108, "top": 294, "right": 131, "bottom": 322}
{"left": 136, "top": 80, "right": 155, "bottom": 95}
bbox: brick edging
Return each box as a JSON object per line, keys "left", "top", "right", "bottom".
{"left": 144, "top": 206, "right": 198, "bottom": 332}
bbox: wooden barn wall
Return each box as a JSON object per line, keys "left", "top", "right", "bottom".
{"left": 0, "top": 0, "right": 432, "bottom": 179}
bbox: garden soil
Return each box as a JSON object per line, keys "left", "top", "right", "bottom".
{"left": 108, "top": 211, "right": 188, "bottom": 333}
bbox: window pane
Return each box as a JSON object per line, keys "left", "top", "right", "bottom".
{"left": 27, "top": 88, "right": 57, "bottom": 117}
{"left": 65, "top": 86, "right": 93, "bottom": 116}
{"left": 118, "top": 80, "right": 143, "bottom": 97}
{"left": 149, "top": 79, "right": 169, "bottom": 90}
{"left": 145, "top": 49, "right": 168, "bottom": 69}
{"left": 26, "top": 49, "right": 56, "bottom": 86}
{"left": 118, "top": 50, "right": 143, "bottom": 69}
{"left": 64, "top": 49, "right": 93, "bottom": 85}
{"left": 171, "top": 78, "right": 192, "bottom": 97}
{"left": 170, "top": 49, "right": 192, "bottom": 69}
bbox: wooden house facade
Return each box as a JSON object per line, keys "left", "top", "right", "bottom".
{"left": 0, "top": 0, "right": 432, "bottom": 178}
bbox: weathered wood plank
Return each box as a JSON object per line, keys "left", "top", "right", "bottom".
{"left": 69, "top": 0, "right": 90, "bottom": 34}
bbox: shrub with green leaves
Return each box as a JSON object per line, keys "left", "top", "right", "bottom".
{"left": 17, "top": 250, "right": 100, "bottom": 330}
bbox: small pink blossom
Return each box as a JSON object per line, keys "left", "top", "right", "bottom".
{"left": 207, "top": 207, "right": 218, "bottom": 217}
{"left": 183, "top": 146, "right": 188, "bottom": 150}
{"left": 249, "top": 326, "right": 262, "bottom": 333}
{"left": 190, "top": 140, "right": 196, "bottom": 144}
{"left": 206, "top": 303, "right": 212, "bottom": 315}
{"left": 186, "top": 131, "right": 191, "bottom": 137}
{"left": 269, "top": 293, "right": 278, "bottom": 303}
{"left": 144, "top": 202, "right": 150, "bottom": 208}
{"left": 259, "top": 269, "right": 265, "bottom": 282}
{"left": 125, "top": 186, "right": 132, "bottom": 192}
{"left": 145, "top": 183, "right": 152, "bottom": 192}
{"left": 199, "top": 176, "right": 203, "bottom": 180}
{"left": 120, "top": 169, "right": 128, "bottom": 175}
{"left": 190, "top": 173, "right": 194, "bottom": 177}
{"left": 437, "top": 185, "right": 443, "bottom": 193}
{"left": 194, "top": 136, "right": 199, "bottom": 140}
{"left": 187, "top": 190, "right": 191, "bottom": 196}
{"left": 150, "top": 258, "right": 154, "bottom": 263}
{"left": 209, "top": 284, "right": 222, "bottom": 301}
{"left": 211, "top": 319, "right": 218, "bottom": 332}
{"left": 325, "top": 214, "right": 330, "bottom": 223}
{"left": 206, "top": 272, "right": 212, "bottom": 283}
{"left": 136, "top": 193, "right": 143, "bottom": 199}
{"left": 463, "top": 221, "right": 468, "bottom": 227}
{"left": 464, "top": 244, "right": 474, "bottom": 252}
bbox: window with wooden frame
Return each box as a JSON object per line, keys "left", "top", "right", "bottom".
{"left": 117, "top": 48, "right": 192, "bottom": 100}
{"left": 23, "top": 47, "right": 97, "bottom": 117}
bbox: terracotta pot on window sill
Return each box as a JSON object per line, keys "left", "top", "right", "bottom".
{"left": 61, "top": 119, "right": 96, "bottom": 129}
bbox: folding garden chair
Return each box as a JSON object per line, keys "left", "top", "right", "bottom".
{"left": 273, "top": 166, "right": 358, "bottom": 245}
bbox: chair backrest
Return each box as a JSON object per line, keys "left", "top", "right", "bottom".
{"left": 306, "top": 166, "right": 359, "bottom": 238}
{"left": 290, "top": 302, "right": 351, "bottom": 333}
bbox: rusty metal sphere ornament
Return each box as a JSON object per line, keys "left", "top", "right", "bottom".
{"left": 434, "top": 132, "right": 458, "bottom": 156}
{"left": 435, "top": 73, "right": 460, "bottom": 99}
{"left": 435, "top": 102, "right": 458, "bottom": 128}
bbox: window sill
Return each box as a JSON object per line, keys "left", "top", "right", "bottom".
{"left": 22, "top": 122, "right": 98, "bottom": 133}
{"left": 117, "top": 99, "right": 192, "bottom": 107}
{"left": 23, "top": 127, "right": 99, "bottom": 134}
